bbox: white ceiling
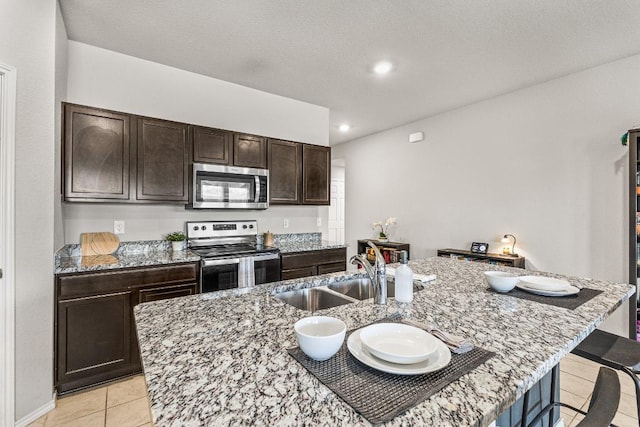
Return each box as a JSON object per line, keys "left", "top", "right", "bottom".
{"left": 58, "top": 0, "right": 640, "bottom": 145}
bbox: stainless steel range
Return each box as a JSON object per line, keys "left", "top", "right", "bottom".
{"left": 187, "top": 220, "right": 281, "bottom": 293}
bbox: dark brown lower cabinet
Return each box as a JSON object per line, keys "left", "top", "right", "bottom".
{"left": 55, "top": 263, "right": 198, "bottom": 394}
{"left": 281, "top": 248, "right": 346, "bottom": 280}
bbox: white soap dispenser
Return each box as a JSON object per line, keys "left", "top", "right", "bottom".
{"left": 394, "top": 250, "right": 413, "bottom": 303}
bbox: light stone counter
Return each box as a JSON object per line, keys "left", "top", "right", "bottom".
{"left": 134, "top": 257, "right": 635, "bottom": 426}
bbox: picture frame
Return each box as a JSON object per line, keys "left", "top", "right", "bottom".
{"left": 470, "top": 242, "right": 489, "bottom": 254}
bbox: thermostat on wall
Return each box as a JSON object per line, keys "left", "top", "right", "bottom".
{"left": 409, "top": 132, "right": 424, "bottom": 143}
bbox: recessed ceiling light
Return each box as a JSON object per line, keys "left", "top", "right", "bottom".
{"left": 339, "top": 124, "right": 350, "bottom": 132}
{"left": 373, "top": 61, "right": 393, "bottom": 75}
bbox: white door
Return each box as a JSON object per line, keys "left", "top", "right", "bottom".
{"left": 0, "top": 63, "right": 17, "bottom": 427}
{"left": 328, "top": 166, "right": 345, "bottom": 244}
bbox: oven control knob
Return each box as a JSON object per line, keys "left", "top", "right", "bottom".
{"left": 193, "top": 226, "right": 199, "bottom": 231}
{"left": 249, "top": 225, "right": 254, "bottom": 229}
{"left": 202, "top": 226, "right": 207, "bottom": 230}
{"left": 243, "top": 225, "right": 247, "bottom": 229}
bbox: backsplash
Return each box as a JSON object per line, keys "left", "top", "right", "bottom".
{"left": 257, "top": 232, "right": 322, "bottom": 246}
{"left": 56, "top": 240, "right": 172, "bottom": 260}
{"left": 56, "top": 233, "right": 324, "bottom": 260}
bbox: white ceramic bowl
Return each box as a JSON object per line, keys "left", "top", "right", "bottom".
{"left": 294, "top": 316, "right": 346, "bottom": 361}
{"left": 359, "top": 323, "right": 438, "bottom": 364}
{"left": 484, "top": 271, "right": 519, "bottom": 292}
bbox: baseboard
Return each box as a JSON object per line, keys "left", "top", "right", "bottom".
{"left": 14, "top": 393, "right": 55, "bottom": 427}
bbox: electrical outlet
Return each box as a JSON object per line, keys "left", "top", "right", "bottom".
{"left": 114, "top": 220, "right": 125, "bottom": 235}
{"left": 283, "top": 218, "right": 289, "bottom": 229}
{"left": 316, "top": 217, "right": 322, "bottom": 227}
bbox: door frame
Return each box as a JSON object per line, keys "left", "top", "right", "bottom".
{"left": 0, "top": 62, "right": 17, "bottom": 427}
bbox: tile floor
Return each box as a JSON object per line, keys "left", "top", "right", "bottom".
{"left": 28, "top": 354, "right": 639, "bottom": 427}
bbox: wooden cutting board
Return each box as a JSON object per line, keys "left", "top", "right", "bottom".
{"left": 81, "top": 232, "right": 120, "bottom": 256}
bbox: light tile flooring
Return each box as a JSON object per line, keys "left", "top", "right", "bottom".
{"left": 28, "top": 375, "right": 152, "bottom": 427}
{"left": 28, "top": 354, "right": 639, "bottom": 427}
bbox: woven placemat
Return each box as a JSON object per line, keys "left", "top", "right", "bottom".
{"left": 492, "top": 287, "right": 603, "bottom": 310}
{"left": 288, "top": 321, "right": 494, "bottom": 424}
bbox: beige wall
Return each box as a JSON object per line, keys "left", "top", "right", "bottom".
{"left": 0, "top": 0, "right": 57, "bottom": 420}
{"left": 334, "top": 53, "right": 640, "bottom": 335}
{"left": 61, "top": 42, "right": 330, "bottom": 244}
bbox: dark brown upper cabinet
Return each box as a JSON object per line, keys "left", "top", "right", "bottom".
{"left": 192, "top": 125, "right": 232, "bottom": 165}
{"left": 63, "top": 104, "right": 131, "bottom": 201}
{"left": 233, "top": 133, "right": 267, "bottom": 169}
{"left": 302, "top": 144, "right": 331, "bottom": 205}
{"left": 268, "top": 139, "right": 302, "bottom": 204}
{"left": 136, "top": 118, "right": 190, "bottom": 202}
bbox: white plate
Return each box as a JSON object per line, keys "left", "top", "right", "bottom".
{"left": 518, "top": 275, "right": 571, "bottom": 292}
{"left": 516, "top": 282, "right": 580, "bottom": 297}
{"left": 347, "top": 329, "right": 451, "bottom": 375}
{"left": 359, "top": 323, "right": 438, "bottom": 364}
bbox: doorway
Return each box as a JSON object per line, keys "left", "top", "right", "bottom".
{"left": 328, "top": 162, "right": 345, "bottom": 244}
{"left": 0, "top": 62, "right": 17, "bottom": 427}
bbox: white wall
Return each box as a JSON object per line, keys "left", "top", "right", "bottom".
{"left": 333, "top": 53, "right": 640, "bottom": 335}
{"left": 62, "top": 42, "right": 330, "bottom": 244}
{"left": 0, "top": 0, "right": 56, "bottom": 421}
{"left": 54, "top": 3, "right": 67, "bottom": 250}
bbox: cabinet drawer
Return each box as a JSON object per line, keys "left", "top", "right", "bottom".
{"left": 138, "top": 283, "right": 197, "bottom": 304}
{"left": 281, "top": 248, "right": 346, "bottom": 270}
{"left": 317, "top": 262, "right": 346, "bottom": 275}
{"left": 281, "top": 266, "right": 317, "bottom": 280}
{"left": 58, "top": 263, "right": 198, "bottom": 299}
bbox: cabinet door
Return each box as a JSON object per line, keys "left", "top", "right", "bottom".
{"left": 233, "top": 133, "right": 266, "bottom": 168}
{"left": 138, "top": 283, "right": 197, "bottom": 304}
{"left": 192, "top": 125, "right": 232, "bottom": 165}
{"left": 268, "top": 139, "right": 302, "bottom": 204}
{"left": 137, "top": 118, "right": 189, "bottom": 201}
{"left": 302, "top": 144, "right": 331, "bottom": 205}
{"left": 56, "top": 291, "right": 134, "bottom": 393}
{"left": 63, "top": 104, "right": 130, "bottom": 200}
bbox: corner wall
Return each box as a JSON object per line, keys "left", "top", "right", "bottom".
{"left": 62, "top": 42, "right": 330, "bottom": 244}
{"left": 333, "top": 53, "right": 640, "bottom": 335}
{"left": 0, "top": 0, "right": 57, "bottom": 420}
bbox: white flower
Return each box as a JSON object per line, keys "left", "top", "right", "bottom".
{"left": 384, "top": 217, "right": 396, "bottom": 227}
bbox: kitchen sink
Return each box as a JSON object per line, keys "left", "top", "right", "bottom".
{"left": 273, "top": 287, "right": 354, "bottom": 311}
{"left": 274, "top": 277, "right": 423, "bottom": 311}
{"left": 327, "top": 278, "right": 396, "bottom": 300}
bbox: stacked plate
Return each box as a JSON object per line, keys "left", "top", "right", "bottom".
{"left": 517, "top": 275, "right": 580, "bottom": 297}
{"left": 347, "top": 323, "right": 451, "bottom": 375}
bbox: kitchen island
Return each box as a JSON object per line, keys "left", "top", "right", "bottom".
{"left": 134, "top": 257, "right": 635, "bottom": 426}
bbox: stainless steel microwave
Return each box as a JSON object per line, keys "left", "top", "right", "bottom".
{"left": 189, "top": 163, "right": 268, "bottom": 209}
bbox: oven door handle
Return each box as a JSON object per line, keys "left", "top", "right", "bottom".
{"left": 252, "top": 253, "right": 280, "bottom": 262}
{"left": 202, "top": 258, "right": 240, "bottom": 267}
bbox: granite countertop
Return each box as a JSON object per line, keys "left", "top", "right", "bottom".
{"left": 134, "top": 258, "right": 635, "bottom": 426}
{"left": 55, "top": 233, "right": 345, "bottom": 274}
{"left": 275, "top": 239, "right": 346, "bottom": 253}
{"left": 55, "top": 240, "right": 201, "bottom": 274}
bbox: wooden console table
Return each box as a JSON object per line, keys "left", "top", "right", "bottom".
{"left": 437, "top": 248, "right": 525, "bottom": 268}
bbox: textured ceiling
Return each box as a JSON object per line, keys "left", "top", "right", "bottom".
{"left": 58, "top": 0, "right": 640, "bottom": 144}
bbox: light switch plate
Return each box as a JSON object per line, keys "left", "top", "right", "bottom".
{"left": 283, "top": 218, "right": 289, "bottom": 228}
{"left": 316, "top": 217, "right": 322, "bottom": 227}
{"left": 114, "top": 220, "right": 125, "bottom": 234}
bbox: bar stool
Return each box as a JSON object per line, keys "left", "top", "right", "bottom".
{"left": 570, "top": 329, "right": 640, "bottom": 421}
{"left": 527, "top": 366, "right": 620, "bottom": 427}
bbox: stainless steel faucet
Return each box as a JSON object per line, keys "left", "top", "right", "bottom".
{"left": 349, "top": 241, "right": 387, "bottom": 305}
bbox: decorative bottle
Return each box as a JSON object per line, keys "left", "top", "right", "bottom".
{"left": 394, "top": 250, "right": 413, "bottom": 303}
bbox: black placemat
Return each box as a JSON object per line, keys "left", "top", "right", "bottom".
{"left": 288, "top": 322, "right": 494, "bottom": 425}
{"left": 492, "top": 287, "right": 603, "bottom": 310}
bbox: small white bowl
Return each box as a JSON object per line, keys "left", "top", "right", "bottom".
{"left": 484, "top": 271, "right": 519, "bottom": 292}
{"left": 294, "top": 316, "right": 346, "bottom": 361}
{"left": 359, "top": 323, "right": 438, "bottom": 364}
